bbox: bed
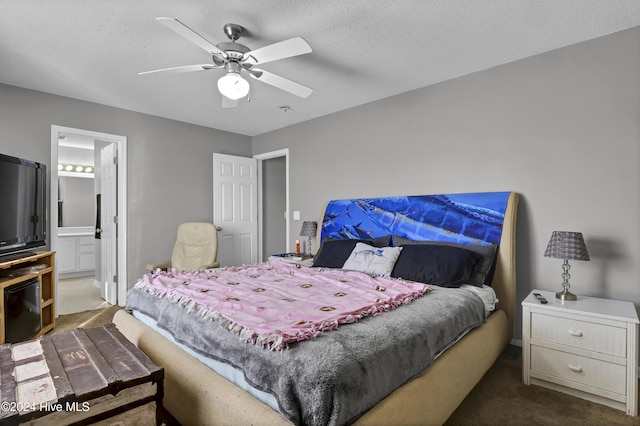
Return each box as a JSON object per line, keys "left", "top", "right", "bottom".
{"left": 113, "top": 191, "right": 519, "bottom": 425}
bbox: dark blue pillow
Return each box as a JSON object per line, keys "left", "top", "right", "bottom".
{"left": 313, "top": 236, "right": 391, "bottom": 268}
{"left": 393, "top": 236, "right": 497, "bottom": 287}
{"left": 391, "top": 244, "right": 482, "bottom": 288}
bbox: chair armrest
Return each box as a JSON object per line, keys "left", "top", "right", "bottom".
{"left": 201, "top": 261, "right": 220, "bottom": 269}
{"left": 146, "top": 260, "right": 171, "bottom": 271}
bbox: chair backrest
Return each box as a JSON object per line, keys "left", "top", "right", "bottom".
{"left": 171, "top": 222, "right": 218, "bottom": 270}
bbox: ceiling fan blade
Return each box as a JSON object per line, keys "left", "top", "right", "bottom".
{"left": 243, "top": 37, "right": 311, "bottom": 65}
{"left": 250, "top": 68, "right": 313, "bottom": 98}
{"left": 221, "top": 96, "right": 238, "bottom": 108}
{"left": 156, "top": 17, "right": 227, "bottom": 59}
{"left": 138, "top": 64, "right": 219, "bottom": 76}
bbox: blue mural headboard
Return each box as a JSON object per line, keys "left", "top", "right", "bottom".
{"left": 319, "top": 191, "right": 519, "bottom": 344}
{"left": 321, "top": 192, "right": 511, "bottom": 246}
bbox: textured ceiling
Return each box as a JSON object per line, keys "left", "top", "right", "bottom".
{"left": 2, "top": 1, "right": 640, "bottom": 137}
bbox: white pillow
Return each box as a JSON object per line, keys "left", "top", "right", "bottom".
{"left": 342, "top": 242, "right": 403, "bottom": 276}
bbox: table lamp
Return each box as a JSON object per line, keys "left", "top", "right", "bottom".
{"left": 543, "top": 231, "right": 590, "bottom": 301}
{"left": 299, "top": 221, "right": 318, "bottom": 255}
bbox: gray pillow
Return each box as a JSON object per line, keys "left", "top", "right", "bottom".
{"left": 393, "top": 236, "right": 497, "bottom": 287}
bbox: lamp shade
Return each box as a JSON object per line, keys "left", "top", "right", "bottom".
{"left": 300, "top": 221, "right": 318, "bottom": 237}
{"left": 544, "top": 231, "right": 590, "bottom": 261}
{"left": 217, "top": 72, "right": 249, "bottom": 100}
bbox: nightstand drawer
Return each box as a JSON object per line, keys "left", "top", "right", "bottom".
{"left": 531, "top": 345, "right": 626, "bottom": 395}
{"left": 531, "top": 312, "right": 626, "bottom": 357}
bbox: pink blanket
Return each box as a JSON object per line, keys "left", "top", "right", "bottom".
{"left": 134, "top": 261, "right": 429, "bottom": 350}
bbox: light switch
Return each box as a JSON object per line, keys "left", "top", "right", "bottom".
{"left": 293, "top": 211, "right": 301, "bottom": 220}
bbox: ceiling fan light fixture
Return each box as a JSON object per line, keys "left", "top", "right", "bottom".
{"left": 217, "top": 72, "right": 249, "bottom": 100}
{"left": 141, "top": 18, "right": 313, "bottom": 104}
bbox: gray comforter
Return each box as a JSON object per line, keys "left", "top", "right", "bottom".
{"left": 125, "top": 283, "right": 485, "bottom": 425}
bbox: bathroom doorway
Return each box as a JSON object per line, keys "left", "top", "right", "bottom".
{"left": 50, "top": 126, "right": 128, "bottom": 315}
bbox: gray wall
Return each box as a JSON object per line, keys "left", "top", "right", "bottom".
{"left": 0, "top": 83, "right": 252, "bottom": 284}
{"left": 253, "top": 27, "right": 640, "bottom": 341}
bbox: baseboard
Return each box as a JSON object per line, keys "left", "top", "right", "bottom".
{"left": 93, "top": 279, "right": 101, "bottom": 289}
{"left": 59, "top": 271, "right": 96, "bottom": 279}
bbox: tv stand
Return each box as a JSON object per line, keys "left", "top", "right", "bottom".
{"left": 0, "top": 251, "right": 55, "bottom": 343}
{"left": 0, "top": 251, "right": 37, "bottom": 263}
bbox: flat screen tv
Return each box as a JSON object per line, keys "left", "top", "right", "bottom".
{"left": 0, "top": 153, "right": 47, "bottom": 259}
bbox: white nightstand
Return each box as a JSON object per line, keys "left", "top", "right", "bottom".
{"left": 268, "top": 254, "right": 314, "bottom": 267}
{"left": 522, "top": 290, "right": 639, "bottom": 415}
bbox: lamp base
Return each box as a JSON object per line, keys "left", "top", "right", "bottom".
{"left": 556, "top": 288, "right": 577, "bottom": 301}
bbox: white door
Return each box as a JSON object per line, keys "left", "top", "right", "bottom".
{"left": 100, "top": 143, "right": 118, "bottom": 304}
{"left": 213, "top": 153, "right": 258, "bottom": 267}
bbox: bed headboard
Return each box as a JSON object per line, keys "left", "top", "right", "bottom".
{"left": 317, "top": 192, "right": 519, "bottom": 343}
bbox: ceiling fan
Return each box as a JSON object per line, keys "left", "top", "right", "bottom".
{"left": 139, "top": 18, "right": 313, "bottom": 108}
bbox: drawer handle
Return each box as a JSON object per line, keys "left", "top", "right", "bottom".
{"left": 568, "top": 364, "right": 583, "bottom": 373}
{"left": 568, "top": 329, "right": 583, "bottom": 337}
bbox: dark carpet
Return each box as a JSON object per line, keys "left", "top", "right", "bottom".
{"left": 54, "top": 309, "right": 640, "bottom": 425}
{"left": 445, "top": 352, "right": 640, "bottom": 426}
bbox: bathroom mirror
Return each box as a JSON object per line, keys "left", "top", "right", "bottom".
{"left": 58, "top": 176, "right": 94, "bottom": 227}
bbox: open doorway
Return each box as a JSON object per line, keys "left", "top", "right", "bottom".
{"left": 50, "top": 126, "right": 128, "bottom": 315}
{"left": 255, "top": 149, "right": 289, "bottom": 261}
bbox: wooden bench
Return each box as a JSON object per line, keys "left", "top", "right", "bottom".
{"left": 0, "top": 324, "right": 164, "bottom": 425}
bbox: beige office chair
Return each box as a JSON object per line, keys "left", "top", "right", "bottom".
{"left": 146, "top": 222, "right": 220, "bottom": 271}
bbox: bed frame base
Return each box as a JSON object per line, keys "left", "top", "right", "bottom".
{"left": 113, "top": 309, "right": 507, "bottom": 425}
